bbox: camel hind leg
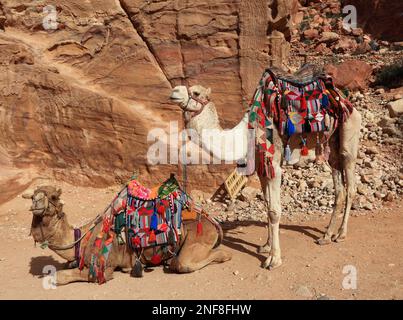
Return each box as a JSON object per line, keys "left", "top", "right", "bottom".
{"left": 317, "top": 168, "right": 345, "bottom": 245}
{"left": 333, "top": 108, "right": 361, "bottom": 242}
{"left": 333, "top": 162, "right": 356, "bottom": 242}
{"left": 171, "top": 245, "right": 231, "bottom": 273}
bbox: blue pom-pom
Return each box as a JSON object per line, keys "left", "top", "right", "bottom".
{"left": 151, "top": 205, "right": 158, "bottom": 230}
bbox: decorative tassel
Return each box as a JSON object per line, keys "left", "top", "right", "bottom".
{"left": 197, "top": 220, "right": 203, "bottom": 236}
{"left": 79, "top": 255, "right": 85, "bottom": 270}
{"left": 168, "top": 229, "right": 176, "bottom": 245}
{"left": 150, "top": 204, "right": 158, "bottom": 231}
{"left": 98, "top": 270, "right": 105, "bottom": 285}
{"left": 269, "top": 158, "right": 275, "bottom": 178}
{"left": 285, "top": 144, "right": 292, "bottom": 163}
{"left": 300, "top": 136, "right": 309, "bottom": 156}
{"left": 300, "top": 93, "right": 307, "bottom": 111}
{"left": 322, "top": 94, "right": 329, "bottom": 108}
{"left": 315, "top": 134, "right": 324, "bottom": 162}
{"left": 148, "top": 230, "right": 156, "bottom": 243}
{"left": 117, "top": 233, "right": 125, "bottom": 245}
{"left": 324, "top": 113, "right": 330, "bottom": 130}
{"left": 131, "top": 258, "right": 143, "bottom": 278}
{"left": 287, "top": 118, "right": 296, "bottom": 136}
{"left": 301, "top": 146, "right": 309, "bottom": 156}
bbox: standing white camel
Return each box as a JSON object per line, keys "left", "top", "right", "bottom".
{"left": 170, "top": 78, "right": 361, "bottom": 270}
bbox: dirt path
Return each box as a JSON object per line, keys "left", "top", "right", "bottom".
{"left": 0, "top": 181, "right": 402, "bottom": 300}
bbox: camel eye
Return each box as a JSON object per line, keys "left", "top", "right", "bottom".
{"left": 51, "top": 195, "right": 58, "bottom": 201}
{"left": 193, "top": 92, "right": 200, "bottom": 97}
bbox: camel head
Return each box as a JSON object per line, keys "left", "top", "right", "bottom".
{"left": 22, "top": 186, "right": 64, "bottom": 218}
{"left": 170, "top": 85, "right": 211, "bottom": 112}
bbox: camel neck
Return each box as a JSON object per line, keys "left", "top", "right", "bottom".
{"left": 188, "top": 102, "right": 222, "bottom": 134}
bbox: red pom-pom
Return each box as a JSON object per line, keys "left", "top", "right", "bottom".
{"left": 151, "top": 254, "right": 162, "bottom": 266}
{"left": 301, "top": 145, "right": 309, "bottom": 156}
{"left": 132, "top": 236, "right": 141, "bottom": 247}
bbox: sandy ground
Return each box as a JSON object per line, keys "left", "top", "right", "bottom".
{"left": 0, "top": 179, "right": 402, "bottom": 300}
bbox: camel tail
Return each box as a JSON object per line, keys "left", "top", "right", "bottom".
{"left": 214, "top": 221, "right": 224, "bottom": 249}
{"left": 203, "top": 214, "right": 224, "bottom": 248}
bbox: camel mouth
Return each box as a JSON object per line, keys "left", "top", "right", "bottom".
{"left": 169, "top": 96, "right": 183, "bottom": 103}
{"left": 30, "top": 208, "right": 46, "bottom": 216}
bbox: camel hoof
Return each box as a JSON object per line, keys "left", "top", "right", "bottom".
{"left": 316, "top": 238, "right": 332, "bottom": 246}
{"left": 262, "top": 256, "right": 282, "bottom": 270}
{"left": 258, "top": 245, "right": 271, "bottom": 254}
{"left": 332, "top": 234, "right": 346, "bottom": 243}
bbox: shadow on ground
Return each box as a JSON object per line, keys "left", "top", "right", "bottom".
{"left": 220, "top": 220, "right": 324, "bottom": 263}
{"left": 29, "top": 256, "right": 66, "bottom": 277}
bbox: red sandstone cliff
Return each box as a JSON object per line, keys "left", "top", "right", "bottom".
{"left": 0, "top": 0, "right": 297, "bottom": 191}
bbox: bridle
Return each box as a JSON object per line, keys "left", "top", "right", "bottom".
{"left": 182, "top": 89, "right": 210, "bottom": 125}
{"left": 30, "top": 191, "right": 100, "bottom": 253}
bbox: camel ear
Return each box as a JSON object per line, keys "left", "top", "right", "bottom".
{"left": 22, "top": 190, "right": 34, "bottom": 199}
{"left": 56, "top": 188, "right": 62, "bottom": 197}
{"left": 205, "top": 88, "right": 211, "bottom": 99}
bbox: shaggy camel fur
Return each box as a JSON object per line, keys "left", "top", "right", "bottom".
{"left": 23, "top": 186, "right": 231, "bottom": 285}
{"left": 170, "top": 84, "right": 361, "bottom": 270}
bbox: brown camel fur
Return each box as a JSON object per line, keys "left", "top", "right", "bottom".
{"left": 23, "top": 186, "right": 231, "bottom": 285}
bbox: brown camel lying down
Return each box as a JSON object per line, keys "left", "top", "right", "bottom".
{"left": 23, "top": 185, "right": 231, "bottom": 285}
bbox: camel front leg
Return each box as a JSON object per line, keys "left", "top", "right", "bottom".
{"left": 56, "top": 268, "right": 89, "bottom": 286}
{"left": 260, "top": 167, "right": 282, "bottom": 270}
{"left": 258, "top": 176, "right": 272, "bottom": 254}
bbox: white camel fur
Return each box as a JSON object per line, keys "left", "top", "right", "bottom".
{"left": 170, "top": 84, "right": 362, "bottom": 270}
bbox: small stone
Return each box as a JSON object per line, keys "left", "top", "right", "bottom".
{"left": 303, "top": 29, "right": 319, "bottom": 40}
{"left": 375, "top": 88, "right": 385, "bottom": 95}
{"left": 365, "top": 146, "right": 379, "bottom": 155}
{"left": 385, "top": 192, "right": 394, "bottom": 202}
{"left": 363, "top": 203, "right": 373, "bottom": 211}
{"left": 240, "top": 186, "right": 260, "bottom": 202}
{"left": 319, "top": 31, "right": 340, "bottom": 43}
{"left": 233, "top": 270, "right": 239, "bottom": 276}
{"left": 387, "top": 99, "right": 403, "bottom": 118}
{"left": 374, "top": 191, "right": 385, "bottom": 199}
{"left": 318, "top": 198, "right": 328, "bottom": 207}
{"left": 378, "top": 117, "right": 395, "bottom": 128}
{"left": 295, "top": 285, "right": 313, "bottom": 298}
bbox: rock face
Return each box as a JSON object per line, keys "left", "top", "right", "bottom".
{"left": 0, "top": 0, "right": 297, "bottom": 190}
{"left": 341, "top": 0, "right": 403, "bottom": 42}
{"left": 325, "top": 60, "right": 373, "bottom": 91}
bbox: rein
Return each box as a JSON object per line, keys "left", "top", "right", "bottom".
{"left": 182, "top": 90, "right": 209, "bottom": 125}
{"left": 46, "top": 215, "right": 101, "bottom": 251}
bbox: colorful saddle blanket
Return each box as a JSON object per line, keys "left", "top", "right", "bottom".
{"left": 114, "top": 175, "right": 191, "bottom": 250}
{"left": 248, "top": 64, "right": 353, "bottom": 178}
